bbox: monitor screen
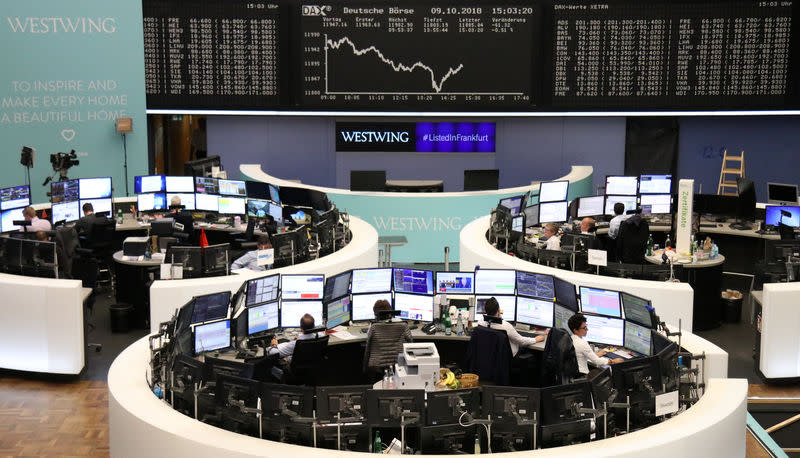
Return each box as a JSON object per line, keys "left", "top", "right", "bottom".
{"left": 195, "top": 176, "right": 219, "bottom": 194}
{"left": 605, "top": 176, "right": 638, "bottom": 196}
{"left": 135, "top": 175, "right": 165, "bottom": 193}
{"left": 539, "top": 201, "right": 568, "bottom": 223}
{"left": 539, "top": 181, "right": 569, "bottom": 203}
{"left": 0, "top": 185, "right": 30, "bottom": 210}
{"left": 218, "top": 196, "right": 246, "bottom": 214}
{"left": 326, "top": 296, "right": 351, "bottom": 329}
{"left": 79, "top": 177, "right": 112, "bottom": 199}
{"left": 523, "top": 205, "right": 539, "bottom": 227}
{"left": 268, "top": 202, "right": 283, "bottom": 221}
{"left": 393, "top": 268, "right": 434, "bottom": 295}
{"left": 80, "top": 198, "right": 112, "bottom": 217}
{"left": 620, "top": 292, "right": 654, "bottom": 328}
{"left": 246, "top": 199, "right": 271, "bottom": 218}
{"left": 166, "top": 193, "right": 195, "bottom": 210}
{"left": 499, "top": 195, "right": 524, "bottom": 216}
{"left": 246, "top": 274, "right": 279, "bottom": 306}
{"left": 245, "top": 180, "right": 269, "bottom": 199}
{"left": 137, "top": 192, "right": 167, "bottom": 212}
{"left": 515, "top": 296, "right": 554, "bottom": 328}
{"left": 624, "top": 321, "right": 652, "bottom": 356}
{"left": 765, "top": 205, "right": 800, "bottom": 227}
{"left": 767, "top": 183, "right": 798, "bottom": 205}
{"left": 576, "top": 196, "right": 605, "bottom": 218}
{"left": 0, "top": 208, "right": 25, "bottom": 232}
{"left": 51, "top": 200, "right": 80, "bottom": 223}
{"left": 324, "top": 270, "right": 352, "bottom": 302}
{"left": 351, "top": 268, "right": 392, "bottom": 294}
{"left": 737, "top": 178, "right": 757, "bottom": 221}
{"left": 394, "top": 293, "right": 434, "bottom": 321}
{"left": 248, "top": 301, "right": 279, "bottom": 335}
{"left": 516, "top": 271, "right": 555, "bottom": 299}
{"left": 553, "top": 304, "right": 573, "bottom": 332}
{"left": 165, "top": 176, "right": 195, "bottom": 193}
{"left": 512, "top": 215, "right": 524, "bottom": 233}
{"left": 639, "top": 174, "right": 672, "bottom": 194}
{"left": 269, "top": 184, "right": 281, "bottom": 204}
{"left": 50, "top": 179, "right": 79, "bottom": 203}
{"left": 584, "top": 315, "right": 624, "bottom": 347}
{"left": 604, "top": 195, "right": 638, "bottom": 216}
{"left": 281, "top": 274, "right": 325, "bottom": 300}
{"left": 475, "top": 295, "right": 515, "bottom": 318}
{"left": 280, "top": 300, "right": 323, "bottom": 328}
{"left": 579, "top": 286, "right": 622, "bottom": 318}
{"left": 639, "top": 194, "right": 671, "bottom": 215}
{"left": 474, "top": 269, "right": 516, "bottom": 295}
{"left": 195, "top": 193, "right": 219, "bottom": 212}
{"left": 553, "top": 277, "right": 579, "bottom": 312}
{"left": 191, "top": 291, "right": 231, "bottom": 324}
{"left": 436, "top": 271, "right": 474, "bottom": 294}
{"left": 194, "top": 319, "right": 231, "bottom": 355}
{"left": 219, "top": 179, "right": 248, "bottom": 196}
{"left": 352, "top": 292, "right": 392, "bottom": 321}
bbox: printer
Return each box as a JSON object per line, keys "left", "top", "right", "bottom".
{"left": 123, "top": 236, "right": 150, "bottom": 257}
{"left": 393, "top": 343, "right": 440, "bottom": 391}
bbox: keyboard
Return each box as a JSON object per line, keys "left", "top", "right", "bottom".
{"left": 699, "top": 223, "right": 718, "bottom": 228}
{"left": 518, "top": 330, "right": 545, "bottom": 338}
{"left": 277, "top": 338, "right": 289, "bottom": 344}
{"left": 600, "top": 346, "right": 634, "bottom": 359}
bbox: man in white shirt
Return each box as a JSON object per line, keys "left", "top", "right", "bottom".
{"left": 542, "top": 223, "right": 561, "bottom": 251}
{"left": 267, "top": 313, "right": 320, "bottom": 361}
{"left": 608, "top": 202, "right": 630, "bottom": 240}
{"left": 580, "top": 217, "right": 596, "bottom": 234}
{"left": 231, "top": 235, "right": 272, "bottom": 271}
{"left": 477, "top": 297, "right": 545, "bottom": 357}
{"left": 568, "top": 313, "right": 623, "bottom": 375}
{"left": 21, "top": 206, "right": 51, "bottom": 232}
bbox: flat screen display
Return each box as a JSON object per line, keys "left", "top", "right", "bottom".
{"left": 765, "top": 205, "right": 800, "bottom": 227}
{"left": 324, "top": 270, "right": 352, "bottom": 302}
{"left": 393, "top": 268, "right": 434, "bottom": 295}
{"left": 351, "top": 268, "right": 392, "bottom": 294}
{"left": 80, "top": 198, "right": 112, "bottom": 217}
{"left": 554, "top": 277, "right": 579, "bottom": 312}
{"left": 326, "top": 296, "right": 351, "bottom": 329}
{"left": 195, "top": 176, "right": 219, "bottom": 194}
{"left": 767, "top": 183, "right": 798, "bottom": 205}
{"left": 219, "top": 179, "right": 247, "bottom": 196}
{"left": 79, "top": 177, "right": 112, "bottom": 199}
{"left": 475, "top": 295, "right": 515, "bottom": 319}
{"left": 191, "top": 291, "right": 231, "bottom": 324}
{"left": 0, "top": 185, "right": 30, "bottom": 210}
{"left": 281, "top": 274, "right": 325, "bottom": 300}
{"left": 268, "top": 202, "right": 283, "bottom": 221}
{"left": 166, "top": 193, "right": 195, "bottom": 210}
{"left": 193, "top": 319, "right": 231, "bottom": 355}
{"left": 248, "top": 301, "right": 279, "bottom": 335}
{"left": 0, "top": 207, "right": 25, "bottom": 232}
{"left": 135, "top": 175, "right": 165, "bottom": 193}
{"left": 639, "top": 175, "right": 672, "bottom": 194}
{"left": 269, "top": 184, "right": 280, "bottom": 204}
{"left": 474, "top": 269, "right": 516, "bottom": 295}
{"left": 539, "top": 201, "right": 568, "bottom": 223}
{"left": 539, "top": 181, "right": 569, "bottom": 202}
{"left": 584, "top": 315, "right": 624, "bottom": 347}
{"left": 50, "top": 179, "right": 79, "bottom": 203}
{"left": 516, "top": 271, "right": 555, "bottom": 299}
{"left": 523, "top": 205, "right": 539, "bottom": 227}
{"left": 137, "top": 192, "right": 167, "bottom": 211}
{"left": 624, "top": 321, "right": 652, "bottom": 356}
{"left": 247, "top": 199, "right": 270, "bottom": 218}
{"left": 352, "top": 292, "right": 392, "bottom": 321}
{"left": 51, "top": 200, "right": 80, "bottom": 223}
{"left": 394, "top": 293, "right": 434, "bottom": 322}
{"left": 604, "top": 195, "right": 638, "bottom": 216}
{"left": 605, "top": 176, "right": 638, "bottom": 196}
{"left": 579, "top": 286, "right": 622, "bottom": 318}
{"left": 165, "top": 176, "right": 195, "bottom": 193}
{"left": 246, "top": 274, "right": 279, "bottom": 306}
{"left": 621, "top": 292, "right": 654, "bottom": 328}
{"left": 577, "top": 196, "right": 605, "bottom": 218}
{"left": 435, "top": 271, "right": 474, "bottom": 294}
{"left": 512, "top": 215, "right": 524, "bottom": 232}
{"left": 639, "top": 194, "right": 671, "bottom": 215}
{"left": 280, "top": 300, "right": 323, "bottom": 329}
{"left": 515, "top": 296, "right": 554, "bottom": 328}
{"left": 195, "top": 193, "right": 219, "bottom": 212}
{"left": 499, "top": 195, "right": 524, "bottom": 216}
{"left": 218, "top": 196, "right": 246, "bottom": 214}
{"left": 553, "top": 304, "right": 573, "bottom": 333}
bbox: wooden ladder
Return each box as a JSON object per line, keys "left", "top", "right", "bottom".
{"left": 717, "top": 150, "right": 745, "bottom": 196}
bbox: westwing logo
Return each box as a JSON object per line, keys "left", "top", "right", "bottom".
{"left": 339, "top": 130, "right": 410, "bottom": 143}
{"left": 7, "top": 17, "right": 117, "bottom": 34}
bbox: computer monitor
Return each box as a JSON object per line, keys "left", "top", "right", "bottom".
{"left": 474, "top": 269, "right": 516, "bottom": 295}
{"left": 195, "top": 193, "right": 219, "bottom": 212}
{"left": 539, "top": 180, "right": 569, "bottom": 203}
{"left": 499, "top": 195, "right": 524, "bottom": 216}
{"left": 523, "top": 205, "right": 539, "bottom": 228}
{"left": 604, "top": 195, "right": 638, "bottom": 216}
{"left": 652, "top": 333, "right": 679, "bottom": 392}
{"left": 365, "top": 389, "right": 425, "bottom": 427}
{"left": 0, "top": 208, "right": 24, "bottom": 232}
{"left": 579, "top": 286, "right": 622, "bottom": 317}
{"left": 246, "top": 199, "right": 271, "bottom": 218}
{"left": 51, "top": 201, "right": 80, "bottom": 224}
{"left": 475, "top": 295, "right": 515, "bottom": 317}
{"left": 351, "top": 268, "right": 392, "bottom": 294}
{"left": 624, "top": 321, "right": 652, "bottom": 356}
{"left": 191, "top": 291, "right": 231, "bottom": 324}
{"left": 639, "top": 174, "right": 672, "bottom": 194}
{"left": 137, "top": 192, "right": 167, "bottom": 212}
{"left": 516, "top": 271, "right": 555, "bottom": 299}
{"left": 481, "top": 386, "right": 540, "bottom": 423}
{"left": 693, "top": 194, "right": 739, "bottom": 217}
{"left": 605, "top": 175, "right": 638, "bottom": 196}
{"left": 79, "top": 177, "right": 112, "bottom": 199}
{"left": 202, "top": 354, "right": 255, "bottom": 381}
{"left": 576, "top": 196, "right": 605, "bottom": 218}
{"left": 261, "top": 382, "right": 315, "bottom": 419}
{"left": 421, "top": 424, "right": 477, "bottom": 454}
{"left": 351, "top": 292, "right": 392, "bottom": 321}
{"left": 0, "top": 185, "right": 30, "bottom": 210}
{"left": 202, "top": 243, "right": 229, "bottom": 277}
{"left": 165, "top": 245, "right": 203, "bottom": 278}
{"left": 244, "top": 274, "right": 279, "bottom": 307}
{"left": 765, "top": 205, "right": 800, "bottom": 227}
{"left": 50, "top": 179, "right": 79, "bottom": 203}
{"left": 79, "top": 198, "right": 112, "bottom": 217}
{"left": 511, "top": 215, "right": 525, "bottom": 238}
{"left": 394, "top": 293, "right": 434, "bottom": 322}
{"left": 610, "top": 355, "right": 662, "bottom": 422}
{"left": 135, "top": 175, "right": 165, "bottom": 193}
{"left": 280, "top": 300, "right": 323, "bottom": 328}
{"left": 515, "top": 296, "right": 554, "bottom": 328}
{"left": 435, "top": 271, "right": 474, "bottom": 295}
{"left": 165, "top": 175, "right": 194, "bottom": 193}
{"left": 166, "top": 192, "right": 196, "bottom": 210}
{"left": 620, "top": 292, "right": 655, "bottom": 328}
{"left": 325, "top": 296, "right": 351, "bottom": 329}
{"left": 584, "top": 314, "right": 625, "bottom": 347}
{"left": 639, "top": 194, "right": 671, "bottom": 215}
{"left": 218, "top": 179, "right": 247, "bottom": 197}
{"left": 269, "top": 184, "right": 281, "bottom": 204}
{"left": 764, "top": 240, "right": 800, "bottom": 263}
{"left": 316, "top": 385, "right": 371, "bottom": 422}
{"left": 218, "top": 196, "right": 246, "bottom": 215}
{"left": 767, "top": 182, "right": 798, "bottom": 206}
{"left": 736, "top": 177, "right": 757, "bottom": 222}
{"left": 553, "top": 277, "right": 578, "bottom": 312}
{"left": 540, "top": 419, "right": 592, "bottom": 448}
{"left": 540, "top": 380, "right": 593, "bottom": 425}
{"left": 539, "top": 201, "right": 568, "bottom": 223}
{"left": 324, "top": 270, "right": 352, "bottom": 302}
{"left": 214, "top": 374, "right": 262, "bottom": 435}
{"left": 393, "top": 268, "right": 434, "bottom": 295}
{"left": 193, "top": 319, "right": 231, "bottom": 355}
{"left": 426, "top": 388, "right": 480, "bottom": 426}
{"left": 553, "top": 304, "right": 573, "bottom": 332}
{"left": 248, "top": 300, "right": 280, "bottom": 335}
{"left": 194, "top": 176, "right": 219, "bottom": 194}
{"left": 281, "top": 274, "right": 324, "bottom": 300}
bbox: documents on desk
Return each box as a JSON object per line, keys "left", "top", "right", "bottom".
{"left": 329, "top": 327, "right": 358, "bottom": 340}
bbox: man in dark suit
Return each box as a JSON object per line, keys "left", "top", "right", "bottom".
{"left": 75, "top": 202, "right": 108, "bottom": 237}
{"left": 169, "top": 195, "right": 195, "bottom": 242}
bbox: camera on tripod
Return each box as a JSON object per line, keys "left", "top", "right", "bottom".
{"left": 43, "top": 150, "right": 80, "bottom": 186}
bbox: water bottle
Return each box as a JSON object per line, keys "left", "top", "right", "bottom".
{"left": 144, "top": 241, "right": 152, "bottom": 260}
{"left": 646, "top": 233, "right": 653, "bottom": 256}
{"left": 382, "top": 369, "right": 389, "bottom": 389}
{"left": 117, "top": 207, "right": 124, "bottom": 225}
{"left": 387, "top": 366, "right": 395, "bottom": 389}
{"left": 474, "top": 435, "right": 481, "bottom": 454}
{"left": 711, "top": 243, "right": 719, "bottom": 259}
{"left": 456, "top": 314, "right": 464, "bottom": 336}
{"left": 373, "top": 430, "right": 382, "bottom": 454}
{"left": 444, "top": 312, "right": 452, "bottom": 336}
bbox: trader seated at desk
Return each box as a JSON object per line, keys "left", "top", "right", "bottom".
{"left": 580, "top": 217, "right": 596, "bottom": 235}
{"left": 169, "top": 196, "right": 195, "bottom": 242}
{"left": 608, "top": 203, "right": 630, "bottom": 240}
{"left": 541, "top": 223, "right": 561, "bottom": 251}
{"left": 20, "top": 206, "right": 51, "bottom": 232}
{"left": 75, "top": 202, "right": 108, "bottom": 236}
{"left": 231, "top": 235, "right": 272, "bottom": 271}
{"left": 477, "top": 297, "right": 545, "bottom": 356}
{"left": 267, "top": 313, "right": 320, "bottom": 362}
{"left": 364, "top": 299, "right": 413, "bottom": 380}
{"left": 569, "top": 313, "right": 623, "bottom": 376}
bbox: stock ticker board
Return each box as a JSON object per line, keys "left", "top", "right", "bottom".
{"left": 142, "top": 0, "right": 798, "bottom": 112}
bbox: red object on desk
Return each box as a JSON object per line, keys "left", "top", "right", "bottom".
{"left": 198, "top": 228, "right": 209, "bottom": 248}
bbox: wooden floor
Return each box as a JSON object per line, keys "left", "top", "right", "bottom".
{"left": 0, "top": 377, "right": 108, "bottom": 457}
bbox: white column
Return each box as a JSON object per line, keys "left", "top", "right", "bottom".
{"left": 675, "top": 179, "right": 694, "bottom": 255}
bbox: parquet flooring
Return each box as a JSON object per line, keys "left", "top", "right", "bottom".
{"left": 0, "top": 377, "right": 108, "bottom": 457}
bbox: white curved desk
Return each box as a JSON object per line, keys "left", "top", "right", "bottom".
{"left": 148, "top": 216, "right": 378, "bottom": 333}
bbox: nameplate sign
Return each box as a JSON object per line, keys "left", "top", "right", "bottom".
{"left": 655, "top": 391, "right": 680, "bottom": 416}
{"left": 587, "top": 248, "right": 607, "bottom": 267}
{"left": 257, "top": 248, "right": 275, "bottom": 266}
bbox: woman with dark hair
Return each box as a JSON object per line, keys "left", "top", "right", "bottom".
{"left": 478, "top": 296, "right": 545, "bottom": 356}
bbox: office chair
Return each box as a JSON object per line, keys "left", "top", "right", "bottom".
{"left": 616, "top": 215, "right": 650, "bottom": 264}
{"left": 540, "top": 327, "right": 579, "bottom": 387}
{"left": 363, "top": 321, "right": 412, "bottom": 381}
{"left": 778, "top": 223, "right": 795, "bottom": 240}
{"left": 77, "top": 218, "right": 118, "bottom": 293}
{"left": 463, "top": 324, "right": 513, "bottom": 385}
{"left": 350, "top": 170, "right": 386, "bottom": 191}
{"left": 54, "top": 226, "right": 79, "bottom": 279}
{"left": 231, "top": 219, "right": 257, "bottom": 250}
{"left": 463, "top": 169, "right": 499, "bottom": 191}
{"left": 282, "top": 334, "right": 330, "bottom": 386}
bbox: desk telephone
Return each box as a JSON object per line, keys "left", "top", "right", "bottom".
{"left": 421, "top": 322, "right": 437, "bottom": 334}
